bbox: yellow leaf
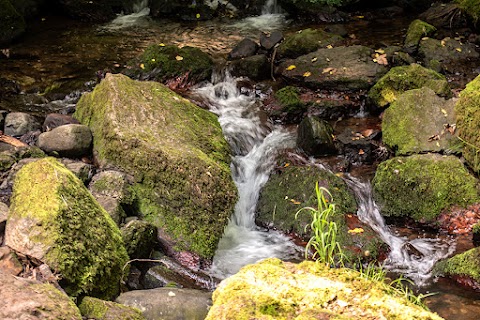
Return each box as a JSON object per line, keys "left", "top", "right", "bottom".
{"left": 196, "top": 13, "right": 201, "bottom": 19}
{"left": 375, "top": 49, "right": 385, "bottom": 54}
{"left": 140, "top": 63, "right": 145, "bottom": 69}
{"left": 326, "top": 44, "right": 333, "bottom": 49}
{"left": 311, "top": 57, "right": 318, "bottom": 62}
{"left": 441, "top": 40, "right": 446, "bottom": 46}
{"left": 355, "top": 15, "right": 364, "bottom": 19}
{"left": 303, "top": 71, "right": 312, "bottom": 77}
{"left": 358, "top": 149, "right": 365, "bottom": 155}
{"left": 284, "top": 163, "right": 290, "bottom": 167}
{"left": 421, "top": 37, "right": 429, "bottom": 40}
{"left": 290, "top": 199, "right": 301, "bottom": 205}
{"left": 286, "top": 65, "right": 296, "bottom": 71}
{"left": 455, "top": 47, "right": 462, "bottom": 52}
{"left": 348, "top": 227, "right": 364, "bottom": 234}
{"left": 151, "top": 58, "right": 156, "bottom": 62}
{"left": 175, "top": 55, "right": 184, "bottom": 61}
{"left": 159, "top": 43, "right": 166, "bottom": 46}
{"left": 326, "top": 57, "right": 331, "bottom": 62}
{"left": 441, "top": 108, "right": 448, "bottom": 116}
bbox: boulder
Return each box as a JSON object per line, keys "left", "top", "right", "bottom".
{"left": 373, "top": 154, "right": 480, "bottom": 223}
{"left": 228, "top": 38, "right": 258, "bottom": 60}
{"left": 4, "top": 112, "right": 41, "bottom": 137}
{"left": 37, "top": 124, "right": 93, "bottom": 158}
{"left": 60, "top": 158, "right": 95, "bottom": 183}
{"left": 418, "top": 3, "right": 467, "bottom": 30}
{"left": 455, "top": 0, "right": 480, "bottom": 24}
{"left": 436, "top": 247, "right": 480, "bottom": 290}
{"left": 0, "top": 270, "right": 82, "bottom": 320}
{"left": 0, "top": 246, "right": 22, "bottom": 275}
{"left": 5, "top": 157, "right": 129, "bottom": 299}
{"left": 116, "top": 288, "right": 212, "bottom": 320}
{"left": 280, "top": 45, "right": 387, "bottom": 91}
{"left": 74, "top": 73, "right": 237, "bottom": 259}
{"left": 455, "top": 74, "right": 480, "bottom": 173}
{"left": 79, "top": 296, "right": 146, "bottom": 320}
{"left": 121, "top": 220, "right": 157, "bottom": 259}
{"left": 0, "top": 0, "right": 26, "bottom": 45}
{"left": 205, "top": 258, "right": 443, "bottom": 320}
{"left": 260, "top": 31, "right": 283, "bottom": 50}
{"left": 276, "top": 28, "right": 343, "bottom": 59}
{"left": 368, "top": 64, "right": 451, "bottom": 108}
{"left": 296, "top": 116, "right": 337, "bottom": 156}
{"left": 382, "top": 88, "right": 457, "bottom": 155}
{"left": 276, "top": 1, "right": 349, "bottom": 23}
{"left": 229, "top": 54, "right": 270, "bottom": 80}
{"left": 43, "top": 113, "right": 80, "bottom": 131}
{"left": 403, "top": 19, "right": 437, "bottom": 54}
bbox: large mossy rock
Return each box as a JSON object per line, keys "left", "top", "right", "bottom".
{"left": 436, "top": 247, "right": 480, "bottom": 287}
{"left": 277, "top": 28, "right": 344, "bottom": 59}
{"left": 372, "top": 154, "right": 479, "bottom": 223}
{"left": 404, "top": 19, "right": 437, "bottom": 54}
{"left": 382, "top": 87, "right": 457, "bottom": 155}
{"left": 5, "top": 157, "right": 129, "bottom": 299}
{"left": 74, "top": 74, "right": 237, "bottom": 259}
{"left": 205, "top": 258, "right": 444, "bottom": 320}
{"left": 368, "top": 64, "right": 451, "bottom": 108}
{"left": 0, "top": 0, "right": 26, "bottom": 45}
{"left": 0, "top": 270, "right": 82, "bottom": 320}
{"left": 280, "top": 45, "right": 387, "bottom": 91}
{"left": 455, "top": 74, "right": 480, "bottom": 173}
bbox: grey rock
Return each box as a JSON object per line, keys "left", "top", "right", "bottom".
{"left": 4, "top": 112, "right": 41, "bottom": 137}
{"left": 297, "top": 116, "right": 337, "bottom": 156}
{"left": 228, "top": 38, "right": 258, "bottom": 60}
{"left": 37, "top": 124, "right": 92, "bottom": 158}
{"left": 260, "top": 31, "right": 283, "bottom": 50}
{"left": 43, "top": 113, "right": 80, "bottom": 131}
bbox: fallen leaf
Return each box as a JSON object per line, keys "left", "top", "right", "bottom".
{"left": 286, "top": 65, "right": 296, "bottom": 71}
{"left": 455, "top": 47, "right": 462, "bottom": 52}
{"left": 355, "top": 15, "right": 364, "bottom": 19}
{"left": 311, "top": 57, "right": 318, "bottom": 62}
{"left": 373, "top": 53, "right": 388, "bottom": 65}
{"left": 284, "top": 163, "right": 290, "bottom": 167}
{"left": 361, "top": 129, "right": 374, "bottom": 137}
{"left": 441, "top": 40, "right": 446, "bottom": 46}
{"left": 303, "top": 71, "right": 312, "bottom": 77}
{"left": 441, "top": 108, "right": 448, "bottom": 117}
{"left": 196, "top": 13, "right": 201, "bottom": 19}
{"left": 326, "top": 44, "right": 333, "bottom": 49}
{"left": 322, "top": 67, "right": 336, "bottom": 74}
{"left": 348, "top": 227, "right": 364, "bottom": 234}
{"left": 175, "top": 55, "right": 184, "bottom": 61}
{"left": 358, "top": 149, "right": 365, "bottom": 155}
{"left": 290, "top": 199, "right": 301, "bottom": 205}
{"left": 444, "top": 123, "right": 456, "bottom": 135}
{"left": 158, "top": 43, "right": 166, "bottom": 46}
{"left": 326, "top": 57, "right": 331, "bottom": 62}
{"left": 140, "top": 63, "right": 145, "bottom": 69}
{"left": 375, "top": 49, "right": 385, "bottom": 54}
{"left": 151, "top": 58, "right": 156, "bottom": 62}
{"left": 422, "top": 37, "right": 429, "bottom": 40}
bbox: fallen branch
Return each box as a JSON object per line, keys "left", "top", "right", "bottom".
{"left": 0, "top": 133, "right": 28, "bottom": 147}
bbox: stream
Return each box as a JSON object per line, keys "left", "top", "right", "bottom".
{"left": 2, "top": 1, "right": 480, "bottom": 318}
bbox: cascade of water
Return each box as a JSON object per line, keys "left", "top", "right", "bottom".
{"left": 262, "top": 0, "right": 281, "bottom": 15}
{"left": 194, "top": 72, "right": 302, "bottom": 278}
{"left": 232, "top": 0, "right": 286, "bottom": 31}
{"left": 103, "top": 0, "right": 150, "bottom": 30}
{"left": 344, "top": 175, "right": 456, "bottom": 286}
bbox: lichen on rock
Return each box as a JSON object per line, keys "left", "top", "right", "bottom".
{"left": 74, "top": 73, "right": 237, "bottom": 259}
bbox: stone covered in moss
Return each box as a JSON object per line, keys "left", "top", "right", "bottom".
{"left": 0, "top": 0, "right": 26, "bottom": 45}
{"left": 206, "top": 258, "right": 443, "bottom": 320}
{"left": 127, "top": 44, "right": 213, "bottom": 84}
{"left": 121, "top": 220, "right": 157, "bottom": 259}
{"left": 455, "top": 74, "right": 480, "bottom": 173}
{"left": 455, "top": 0, "right": 480, "bottom": 23}
{"left": 368, "top": 64, "right": 451, "bottom": 108}
{"left": 74, "top": 74, "right": 237, "bottom": 259}
{"left": 5, "top": 157, "right": 129, "bottom": 299}
{"left": 274, "top": 86, "right": 304, "bottom": 112}
{"left": 382, "top": 87, "right": 457, "bottom": 155}
{"left": 229, "top": 54, "right": 269, "bottom": 81}
{"left": 404, "top": 19, "right": 437, "bottom": 54}
{"left": 78, "top": 296, "right": 145, "bottom": 320}
{"left": 436, "top": 247, "right": 480, "bottom": 286}
{"left": 373, "top": 154, "right": 479, "bottom": 223}
{"left": 277, "top": 28, "right": 344, "bottom": 59}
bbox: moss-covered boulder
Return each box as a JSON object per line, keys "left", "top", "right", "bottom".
{"left": 0, "top": 0, "right": 26, "bottom": 45}
{"left": 277, "top": 28, "right": 344, "bottom": 59}
{"left": 368, "top": 64, "right": 451, "bottom": 108}
{"left": 126, "top": 44, "right": 213, "bottom": 85}
{"left": 121, "top": 220, "right": 157, "bottom": 259}
{"left": 373, "top": 154, "right": 480, "bottom": 223}
{"left": 274, "top": 86, "right": 304, "bottom": 113}
{"left": 74, "top": 73, "right": 237, "bottom": 259}
{"left": 206, "top": 258, "right": 444, "bottom": 320}
{"left": 229, "top": 54, "right": 270, "bottom": 81}
{"left": 382, "top": 87, "right": 457, "bottom": 155}
{"left": 0, "top": 270, "right": 82, "bottom": 319}
{"left": 4, "top": 157, "right": 129, "bottom": 299}
{"left": 404, "top": 19, "right": 437, "bottom": 54}
{"left": 436, "top": 247, "right": 480, "bottom": 288}
{"left": 296, "top": 116, "right": 337, "bottom": 156}
{"left": 455, "top": 74, "right": 480, "bottom": 173}
{"left": 280, "top": 45, "right": 387, "bottom": 91}
{"left": 79, "top": 296, "right": 145, "bottom": 320}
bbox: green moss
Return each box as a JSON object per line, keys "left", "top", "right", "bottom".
{"left": 9, "top": 157, "right": 129, "bottom": 299}
{"left": 404, "top": 20, "right": 436, "bottom": 52}
{"left": 455, "top": 74, "right": 480, "bottom": 173}
{"left": 368, "top": 64, "right": 451, "bottom": 108}
{"left": 29, "top": 283, "right": 82, "bottom": 319}
{"left": 372, "top": 154, "right": 480, "bottom": 222}
{"left": 121, "top": 220, "right": 157, "bottom": 259}
{"left": 277, "top": 28, "right": 343, "bottom": 59}
{"left": 437, "top": 247, "right": 480, "bottom": 283}
{"left": 455, "top": 0, "right": 480, "bottom": 23}
{"left": 78, "top": 296, "right": 145, "bottom": 320}
{"left": 275, "top": 86, "right": 304, "bottom": 112}
{"left": 74, "top": 74, "right": 237, "bottom": 259}
{"left": 206, "top": 258, "right": 443, "bottom": 320}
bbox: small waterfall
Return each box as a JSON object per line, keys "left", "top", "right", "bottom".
{"left": 345, "top": 175, "right": 455, "bottom": 286}
{"left": 262, "top": 0, "right": 281, "bottom": 15}
{"left": 232, "top": 0, "right": 286, "bottom": 31}
{"left": 103, "top": 0, "right": 150, "bottom": 30}
{"left": 194, "top": 72, "right": 302, "bottom": 278}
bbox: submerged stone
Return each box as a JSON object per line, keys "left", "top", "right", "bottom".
{"left": 5, "top": 157, "right": 129, "bottom": 299}
{"left": 74, "top": 74, "right": 237, "bottom": 259}
{"left": 373, "top": 154, "right": 480, "bottom": 223}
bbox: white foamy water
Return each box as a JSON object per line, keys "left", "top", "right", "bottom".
{"left": 231, "top": 0, "right": 287, "bottom": 32}
{"left": 194, "top": 71, "right": 302, "bottom": 278}
{"left": 103, "top": 0, "right": 150, "bottom": 30}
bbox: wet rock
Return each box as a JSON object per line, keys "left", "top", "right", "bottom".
{"left": 270, "top": 85, "right": 307, "bottom": 122}
{"left": 121, "top": 220, "right": 157, "bottom": 259}
{"left": 229, "top": 54, "right": 270, "bottom": 80}
{"left": 297, "top": 116, "right": 337, "bottom": 157}
{"left": 0, "top": 246, "right": 22, "bottom": 275}
{"left": 37, "top": 124, "right": 92, "bottom": 158}
{"left": 373, "top": 154, "right": 480, "bottom": 223}
{"left": 150, "top": 0, "right": 214, "bottom": 21}
{"left": 79, "top": 296, "right": 145, "bottom": 320}
{"left": 43, "top": 113, "right": 80, "bottom": 131}
{"left": 436, "top": 247, "right": 480, "bottom": 291}
{"left": 0, "top": 270, "right": 82, "bottom": 320}
{"left": 455, "top": 0, "right": 480, "bottom": 26}
{"left": 419, "top": 3, "right": 467, "bottom": 30}
{"left": 116, "top": 287, "right": 212, "bottom": 320}
{"left": 382, "top": 87, "right": 457, "bottom": 155}
{"left": 0, "top": 92, "right": 50, "bottom": 116}
{"left": 4, "top": 112, "right": 41, "bottom": 137}
{"left": 206, "top": 258, "right": 443, "bottom": 320}
{"left": 455, "top": 74, "right": 480, "bottom": 173}
{"left": 60, "top": 158, "right": 94, "bottom": 183}
{"left": 74, "top": 73, "right": 237, "bottom": 259}
{"left": 89, "top": 170, "right": 133, "bottom": 225}
{"left": 5, "top": 157, "right": 129, "bottom": 299}
{"left": 368, "top": 63, "right": 451, "bottom": 108}
{"left": 0, "top": 0, "right": 26, "bottom": 45}
{"left": 228, "top": 38, "right": 258, "bottom": 60}
{"left": 418, "top": 37, "right": 479, "bottom": 73}
{"left": 403, "top": 19, "right": 436, "bottom": 54}
{"left": 277, "top": 1, "right": 348, "bottom": 23}
{"left": 280, "top": 45, "right": 387, "bottom": 91}
{"left": 335, "top": 125, "right": 386, "bottom": 165}
{"left": 276, "top": 28, "right": 344, "bottom": 59}
{"left": 260, "top": 31, "right": 284, "bottom": 50}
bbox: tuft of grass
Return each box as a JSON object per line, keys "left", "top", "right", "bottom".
{"left": 295, "top": 182, "right": 344, "bottom": 266}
